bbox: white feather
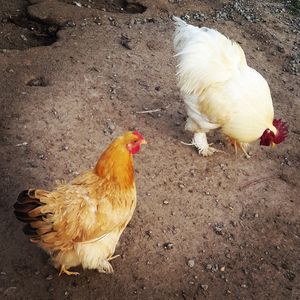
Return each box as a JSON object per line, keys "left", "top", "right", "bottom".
{"left": 174, "top": 16, "right": 247, "bottom": 95}
{"left": 173, "top": 16, "right": 275, "bottom": 142}
{"left": 184, "top": 95, "right": 220, "bottom": 131}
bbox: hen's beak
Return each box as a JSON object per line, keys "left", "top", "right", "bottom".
{"left": 272, "top": 142, "right": 276, "bottom": 148}
{"left": 140, "top": 139, "right": 147, "bottom": 145}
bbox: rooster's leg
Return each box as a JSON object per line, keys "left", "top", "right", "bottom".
{"left": 229, "top": 139, "right": 250, "bottom": 158}
{"left": 239, "top": 143, "right": 250, "bottom": 159}
{"left": 230, "top": 140, "right": 250, "bottom": 158}
{"left": 233, "top": 141, "right": 238, "bottom": 154}
{"left": 59, "top": 265, "right": 80, "bottom": 276}
{"left": 229, "top": 138, "right": 238, "bottom": 154}
{"left": 192, "top": 132, "right": 223, "bottom": 156}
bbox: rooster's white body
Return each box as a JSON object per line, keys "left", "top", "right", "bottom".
{"left": 173, "top": 17, "right": 276, "bottom": 156}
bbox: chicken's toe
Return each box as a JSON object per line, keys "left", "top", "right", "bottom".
{"left": 59, "top": 265, "right": 80, "bottom": 276}
{"left": 97, "top": 260, "right": 114, "bottom": 274}
{"left": 200, "top": 146, "right": 220, "bottom": 156}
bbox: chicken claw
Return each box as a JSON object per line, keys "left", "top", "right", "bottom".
{"left": 59, "top": 265, "right": 80, "bottom": 276}
{"left": 197, "top": 144, "right": 223, "bottom": 156}
{"left": 229, "top": 138, "right": 251, "bottom": 159}
{"left": 108, "top": 254, "right": 120, "bottom": 261}
{"left": 97, "top": 260, "right": 114, "bottom": 274}
{"left": 181, "top": 132, "right": 224, "bottom": 156}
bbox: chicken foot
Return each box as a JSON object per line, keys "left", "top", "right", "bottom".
{"left": 188, "top": 132, "right": 224, "bottom": 156}
{"left": 108, "top": 254, "right": 120, "bottom": 261}
{"left": 229, "top": 138, "right": 250, "bottom": 159}
{"left": 59, "top": 265, "right": 80, "bottom": 276}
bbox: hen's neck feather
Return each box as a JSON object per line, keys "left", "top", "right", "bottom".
{"left": 95, "top": 143, "right": 134, "bottom": 189}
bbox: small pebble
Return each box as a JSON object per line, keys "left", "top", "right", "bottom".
{"left": 178, "top": 183, "right": 185, "bottom": 189}
{"left": 20, "top": 34, "right": 27, "bottom": 41}
{"left": 4, "top": 287, "right": 17, "bottom": 296}
{"left": 39, "top": 154, "right": 46, "bottom": 160}
{"left": 187, "top": 259, "right": 195, "bottom": 268}
{"left": 94, "top": 17, "right": 101, "bottom": 25}
{"left": 277, "top": 45, "right": 285, "bottom": 53}
{"left": 213, "top": 223, "right": 224, "bottom": 235}
{"left": 163, "top": 242, "right": 174, "bottom": 250}
{"left": 72, "top": 1, "right": 82, "bottom": 7}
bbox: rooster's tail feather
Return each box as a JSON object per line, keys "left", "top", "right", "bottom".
{"left": 173, "top": 16, "right": 247, "bottom": 95}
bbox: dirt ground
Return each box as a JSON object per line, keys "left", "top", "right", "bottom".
{"left": 0, "top": 0, "right": 299, "bottom": 299}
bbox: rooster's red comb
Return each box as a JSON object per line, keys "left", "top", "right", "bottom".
{"left": 273, "top": 119, "right": 288, "bottom": 144}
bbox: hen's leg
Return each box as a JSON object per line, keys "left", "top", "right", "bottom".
{"left": 97, "top": 260, "right": 114, "bottom": 274}
{"left": 59, "top": 265, "right": 80, "bottom": 276}
{"left": 108, "top": 254, "right": 120, "bottom": 261}
{"left": 192, "top": 132, "right": 222, "bottom": 156}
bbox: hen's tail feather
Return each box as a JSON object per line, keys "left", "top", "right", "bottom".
{"left": 14, "top": 189, "right": 47, "bottom": 238}
{"left": 23, "top": 224, "right": 38, "bottom": 236}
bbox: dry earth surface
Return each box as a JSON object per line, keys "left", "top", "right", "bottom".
{"left": 0, "top": 0, "right": 299, "bottom": 299}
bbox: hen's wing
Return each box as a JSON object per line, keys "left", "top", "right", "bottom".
{"left": 14, "top": 172, "right": 136, "bottom": 252}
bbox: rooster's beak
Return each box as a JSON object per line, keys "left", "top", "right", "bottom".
{"left": 271, "top": 142, "right": 276, "bottom": 148}
{"left": 141, "top": 139, "right": 147, "bottom": 145}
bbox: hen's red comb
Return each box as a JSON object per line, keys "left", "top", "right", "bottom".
{"left": 133, "top": 131, "right": 144, "bottom": 141}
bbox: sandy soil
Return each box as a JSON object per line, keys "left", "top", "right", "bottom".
{"left": 0, "top": 0, "right": 299, "bottom": 299}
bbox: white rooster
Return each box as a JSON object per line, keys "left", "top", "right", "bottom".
{"left": 173, "top": 16, "right": 288, "bottom": 157}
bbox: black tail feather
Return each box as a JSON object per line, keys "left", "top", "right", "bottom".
{"left": 13, "top": 201, "right": 40, "bottom": 214}
{"left": 16, "top": 189, "right": 40, "bottom": 204}
{"left": 14, "top": 189, "right": 44, "bottom": 236}
{"left": 23, "top": 224, "right": 37, "bottom": 236}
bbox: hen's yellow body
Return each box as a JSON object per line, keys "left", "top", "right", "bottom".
{"left": 14, "top": 131, "right": 146, "bottom": 275}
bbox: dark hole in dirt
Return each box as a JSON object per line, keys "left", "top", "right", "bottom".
{"left": 5, "top": 14, "right": 59, "bottom": 50}
{"left": 125, "top": 2, "right": 147, "bottom": 14}
{"left": 60, "top": 0, "right": 147, "bottom": 14}
{"left": 26, "top": 76, "right": 48, "bottom": 87}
